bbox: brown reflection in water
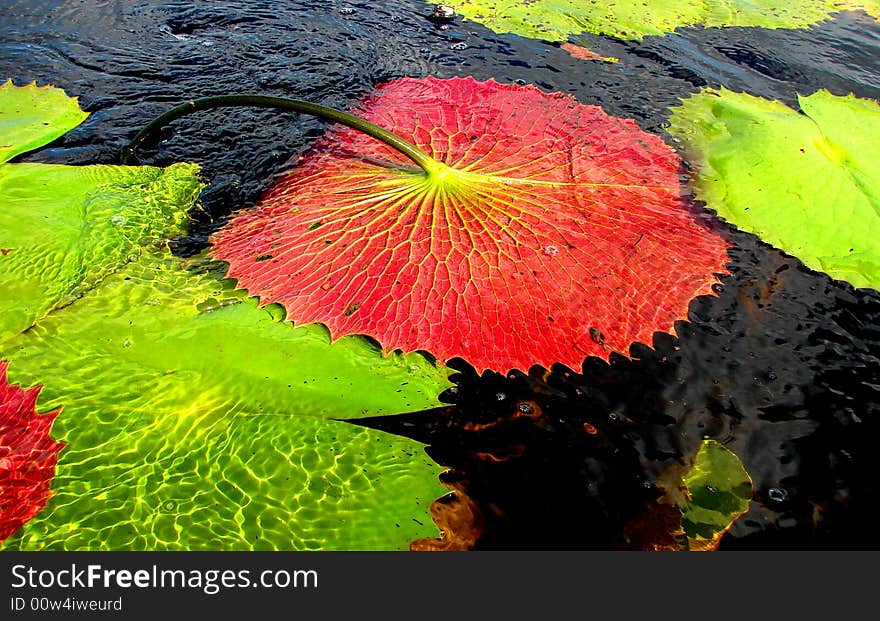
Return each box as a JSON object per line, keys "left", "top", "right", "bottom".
{"left": 410, "top": 482, "right": 484, "bottom": 551}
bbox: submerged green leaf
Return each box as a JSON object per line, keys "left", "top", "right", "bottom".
{"left": 668, "top": 88, "right": 880, "bottom": 290}
{"left": 435, "top": 1, "right": 878, "bottom": 42}
{"left": 1, "top": 250, "right": 451, "bottom": 549}
{"left": 680, "top": 440, "right": 753, "bottom": 550}
{"left": 0, "top": 80, "right": 204, "bottom": 345}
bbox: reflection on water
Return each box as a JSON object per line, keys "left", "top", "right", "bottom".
{"left": 1, "top": 0, "right": 878, "bottom": 548}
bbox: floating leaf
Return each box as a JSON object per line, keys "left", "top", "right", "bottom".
{"left": 560, "top": 43, "right": 618, "bottom": 63}
{"left": 1, "top": 250, "right": 451, "bottom": 550}
{"left": 212, "top": 76, "right": 730, "bottom": 374}
{"left": 0, "top": 80, "right": 203, "bottom": 345}
{"left": 432, "top": 1, "right": 879, "bottom": 42}
{"left": 0, "top": 360, "right": 63, "bottom": 543}
{"left": 839, "top": 0, "right": 880, "bottom": 18}
{"left": 668, "top": 88, "right": 880, "bottom": 290}
{"left": 621, "top": 439, "right": 752, "bottom": 551}
{"left": 681, "top": 440, "right": 753, "bottom": 551}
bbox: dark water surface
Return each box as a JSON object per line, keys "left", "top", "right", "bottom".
{"left": 2, "top": 0, "right": 879, "bottom": 549}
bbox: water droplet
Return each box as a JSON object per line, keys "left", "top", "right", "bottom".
{"left": 517, "top": 402, "right": 534, "bottom": 415}
{"left": 495, "top": 392, "right": 507, "bottom": 401}
{"left": 543, "top": 245, "right": 559, "bottom": 256}
{"left": 706, "top": 485, "right": 717, "bottom": 493}
{"left": 122, "top": 338, "right": 131, "bottom": 348}
{"left": 513, "top": 79, "right": 527, "bottom": 86}
{"left": 768, "top": 487, "right": 788, "bottom": 502}
{"left": 110, "top": 214, "right": 127, "bottom": 226}
{"left": 162, "top": 500, "right": 177, "bottom": 511}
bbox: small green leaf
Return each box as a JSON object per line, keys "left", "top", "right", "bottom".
{"left": 680, "top": 440, "right": 753, "bottom": 550}
{"left": 669, "top": 88, "right": 880, "bottom": 290}
{"left": 0, "top": 80, "right": 89, "bottom": 163}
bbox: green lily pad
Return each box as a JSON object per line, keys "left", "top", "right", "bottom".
{"left": 435, "top": 1, "right": 877, "bottom": 42}
{"left": 0, "top": 79, "right": 89, "bottom": 163}
{"left": 680, "top": 440, "right": 753, "bottom": 549}
{"left": 668, "top": 88, "right": 880, "bottom": 291}
{"left": 1, "top": 250, "right": 452, "bottom": 549}
{"left": 0, "top": 80, "right": 203, "bottom": 345}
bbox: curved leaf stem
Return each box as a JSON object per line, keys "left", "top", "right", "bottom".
{"left": 120, "top": 94, "right": 438, "bottom": 174}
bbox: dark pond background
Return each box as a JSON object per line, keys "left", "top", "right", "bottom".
{"left": 2, "top": 0, "right": 879, "bottom": 549}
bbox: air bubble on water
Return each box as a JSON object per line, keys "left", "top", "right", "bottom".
{"left": 544, "top": 245, "right": 559, "bottom": 256}
{"left": 449, "top": 42, "right": 468, "bottom": 51}
{"left": 517, "top": 402, "right": 534, "bottom": 414}
{"left": 768, "top": 487, "right": 788, "bottom": 502}
{"left": 706, "top": 485, "right": 717, "bottom": 493}
{"left": 495, "top": 392, "right": 507, "bottom": 401}
{"left": 513, "top": 79, "right": 526, "bottom": 86}
{"left": 122, "top": 338, "right": 131, "bottom": 348}
{"left": 339, "top": 7, "right": 355, "bottom": 15}
{"left": 110, "top": 214, "right": 127, "bottom": 226}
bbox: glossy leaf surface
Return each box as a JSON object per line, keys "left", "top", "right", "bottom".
{"left": 0, "top": 80, "right": 203, "bottom": 344}
{"left": 434, "top": 1, "right": 878, "bottom": 42}
{"left": 213, "top": 77, "right": 730, "bottom": 374}
{"left": 1, "top": 251, "right": 450, "bottom": 549}
{"left": 669, "top": 88, "right": 880, "bottom": 290}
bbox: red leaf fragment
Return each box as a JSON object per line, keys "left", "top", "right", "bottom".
{"left": 212, "top": 77, "right": 730, "bottom": 373}
{"left": 561, "top": 42, "right": 618, "bottom": 63}
{"left": 0, "top": 360, "right": 64, "bottom": 542}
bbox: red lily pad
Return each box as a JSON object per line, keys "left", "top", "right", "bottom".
{"left": 0, "top": 360, "right": 63, "bottom": 542}
{"left": 212, "top": 77, "right": 730, "bottom": 373}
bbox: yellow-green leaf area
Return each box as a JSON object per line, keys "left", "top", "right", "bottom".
{"left": 668, "top": 88, "right": 880, "bottom": 290}
{"left": 436, "top": 1, "right": 877, "bottom": 42}
{"left": 0, "top": 81, "right": 204, "bottom": 344}
{"left": 0, "top": 250, "right": 451, "bottom": 550}
{"left": 680, "top": 440, "right": 753, "bottom": 549}
{"left": 0, "top": 79, "right": 89, "bottom": 163}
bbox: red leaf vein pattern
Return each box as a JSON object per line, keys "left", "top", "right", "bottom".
{"left": 0, "top": 360, "right": 64, "bottom": 542}
{"left": 212, "top": 77, "right": 730, "bottom": 373}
